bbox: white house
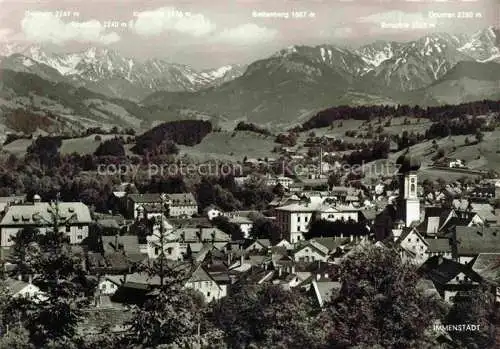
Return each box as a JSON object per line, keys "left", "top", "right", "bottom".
{"left": 293, "top": 241, "right": 329, "bottom": 263}
{"left": 127, "top": 193, "right": 163, "bottom": 219}
{"left": 184, "top": 264, "right": 227, "bottom": 303}
{"left": 396, "top": 228, "right": 429, "bottom": 265}
{"left": 449, "top": 159, "right": 465, "bottom": 168}
{"left": 6, "top": 277, "right": 47, "bottom": 301}
{"left": 167, "top": 193, "right": 198, "bottom": 217}
{"left": 98, "top": 275, "right": 122, "bottom": 296}
{"left": 0, "top": 199, "right": 92, "bottom": 247}
{"left": 206, "top": 207, "right": 223, "bottom": 221}
{"left": 275, "top": 203, "right": 317, "bottom": 243}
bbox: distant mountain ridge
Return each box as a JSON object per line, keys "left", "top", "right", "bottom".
{"left": 0, "top": 45, "right": 247, "bottom": 101}
{"left": 0, "top": 26, "right": 498, "bottom": 128}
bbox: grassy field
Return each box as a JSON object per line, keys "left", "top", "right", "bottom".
{"left": 178, "top": 130, "right": 278, "bottom": 162}
{"left": 2, "top": 138, "right": 32, "bottom": 156}
{"left": 59, "top": 134, "right": 121, "bottom": 155}
{"left": 2, "top": 134, "right": 125, "bottom": 157}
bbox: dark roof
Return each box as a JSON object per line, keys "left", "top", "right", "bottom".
{"left": 188, "top": 264, "right": 215, "bottom": 283}
{"left": 471, "top": 253, "right": 500, "bottom": 285}
{"left": 426, "top": 238, "right": 451, "bottom": 253}
{"left": 310, "top": 237, "right": 348, "bottom": 252}
{"left": 102, "top": 235, "right": 140, "bottom": 255}
{"left": 127, "top": 193, "right": 162, "bottom": 203}
{"left": 419, "top": 256, "right": 483, "bottom": 286}
{"left": 454, "top": 226, "right": 500, "bottom": 255}
{"left": 168, "top": 193, "right": 197, "bottom": 206}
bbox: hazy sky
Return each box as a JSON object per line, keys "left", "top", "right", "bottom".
{"left": 0, "top": 0, "right": 498, "bottom": 69}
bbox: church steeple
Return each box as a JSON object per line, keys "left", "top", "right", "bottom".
{"left": 396, "top": 149, "right": 421, "bottom": 227}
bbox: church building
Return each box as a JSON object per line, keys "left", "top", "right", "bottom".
{"left": 396, "top": 150, "right": 421, "bottom": 227}
{"left": 374, "top": 150, "right": 422, "bottom": 241}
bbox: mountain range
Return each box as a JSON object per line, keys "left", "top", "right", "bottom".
{"left": 0, "top": 26, "right": 499, "bottom": 134}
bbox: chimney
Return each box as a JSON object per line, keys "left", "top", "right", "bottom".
{"left": 316, "top": 274, "right": 321, "bottom": 281}
{"left": 227, "top": 252, "right": 231, "bottom": 266}
{"left": 28, "top": 274, "right": 32, "bottom": 284}
{"left": 17, "top": 274, "right": 22, "bottom": 281}
{"left": 291, "top": 265, "right": 296, "bottom": 274}
{"left": 114, "top": 234, "right": 119, "bottom": 251}
{"left": 278, "top": 266, "right": 282, "bottom": 277}
{"left": 240, "top": 254, "right": 244, "bottom": 266}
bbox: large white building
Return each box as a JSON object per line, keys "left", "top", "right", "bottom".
{"left": 0, "top": 197, "right": 92, "bottom": 247}
{"left": 167, "top": 193, "right": 198, "bottom": 217}
{"left": 127, "top": 192, "right": 198, "bottom": 219}
{"left": 275, "top": 203, "right": 317, "bottom": 243}
{"left": 275, "top": 199, "right": 362, "bottom": 243}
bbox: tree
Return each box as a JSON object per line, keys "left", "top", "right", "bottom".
{"left": 475, "top": 130, "right": 484, "bottom": 143}
{"left": 212, "top": 216, "right": 244, "bottom": 240}
{"left": 9, "top": 198, "right": 90, "bottom": 347}
{"left": 9, "top": 227, "right": 41, "bottom": 277}
{"left": 94, "top": 138, "right": 125, "bottom": 157}
{"left": 321, "top": 244, "right": 446, "bottom": 348}
{"left": 211, "top": 283, "right": 328, "bottom": 349}
{"left": 122, "top": 197, "right": 219, "bottom": 348}
{"left": 444, "top": 286, "right": 496, "bottom": 349}
{"left": 249, "top": 218, "right": 280, "bottom": 242}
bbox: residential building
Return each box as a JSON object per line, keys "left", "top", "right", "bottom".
{"left": 5, "top": 277, "right": 46, "bottom": 301}
{"left": 420, "top": 256, "right": 483, "bottom": 303}
{"left": 244, "top": 239, "right": 271, "bottom": 252}
{"left": 293, "top": 241, "right": 330, "bottom": 263}
{"left": 425, "top": 238, "right": 453, "bottom": 259}
{"left": 167, "top": 193, "right": 198, "bottom": 217}
{"left": 146, "top": 226, "right": 231, "bottom": 260}
{"left": 0, "top": 199, "right": 92, "bottom": 247}
{"left": 275, "top": 203, "right": 317, "bottom": 243}
{"left": 396, "top": 228, "right": 429, "bottom": 264}
{"left": 127, "top": 193, "right": 163, "bottom": 219}
{"left": 185, "top": 264, "right": 227, "bottom": 303}
{"left": 205, "top": 206, "right": 223, "bottom": 220}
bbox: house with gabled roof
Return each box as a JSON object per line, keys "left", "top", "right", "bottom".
{"left": 244, "top": 239, "right": 271, "bottom": 252}
{"left": 126, "top": 193, "right": 163, "bottom": 219}
{"left": 418, "top": 207, "right": 457, "bottom": 237}
{"left": 185, "top": 264, "right": 227, "bottom": 303}
{"left": 5, "top": 276, "right": 47, "bottom": 302}
{"left": 275, "top": 239, "right": 293, "bottom": 250}
{"left": 293, "top": 240, "right": 329, "bottom": 263}
{"left": 395, "top": 227, "right": 429, "bottom": 265}
{"left": 0, "top": 200, "right": 92, "bottom": 247}
{"left": 167, "top": 193, "right": 198, "bottom": 218}
{"left": 419, "top": 256, "right": 483, "bottom": 303}
{"left": 425, "top": 238, "right": 452, "bottom": 260}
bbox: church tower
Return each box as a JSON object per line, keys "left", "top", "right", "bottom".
{"left": 396, "top": 150, "right": 421, "bottom": 227}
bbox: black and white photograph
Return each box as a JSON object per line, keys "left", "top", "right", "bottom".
{"left": 0, "top": 0, "right": 498, "bottom": 347}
